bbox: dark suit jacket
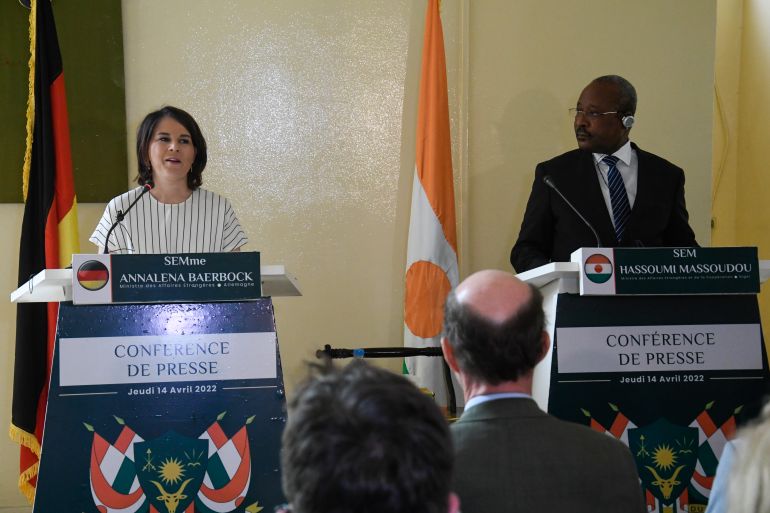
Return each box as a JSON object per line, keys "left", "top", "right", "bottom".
{"left": 451, "top": 398, "right": 645, "bottom": 513}
{"left": 510, "top": 144, "right": 697, "bottom": 272}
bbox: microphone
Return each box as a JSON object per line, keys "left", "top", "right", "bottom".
{"left": 542, "top": 175, "right": 601, "bottom": 247}
{"left": 102, "top": 183, "right": 153, "bottom": 254}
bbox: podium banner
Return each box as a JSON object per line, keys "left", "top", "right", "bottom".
{"left": 33, "top": 299, "right": 286, "bottom": 512}
{"left": 548, "top": 293, "right": 770, "bottom": 512}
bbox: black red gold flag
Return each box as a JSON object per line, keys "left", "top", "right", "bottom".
{"left": 11, "top": 0, "right": 79, "bottom": 501}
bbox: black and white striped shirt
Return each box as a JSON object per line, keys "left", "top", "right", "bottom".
{"left": 90, "top": 187, "right": 248, "bottom": 254}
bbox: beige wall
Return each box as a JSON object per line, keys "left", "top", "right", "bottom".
{"left": 713, "top": 0, "right": 770, "bottom": 335}
{"left": 712, "top": 0, "right": 742, "bottom": 248}
{"left": 738, "top": 0, "right": 770, "bottom": 330}
{"left": 736, "top": 0, "right": 770, "bottom": 248}
{"left": 0, "top": 0, "right": 717, "bottom": 509}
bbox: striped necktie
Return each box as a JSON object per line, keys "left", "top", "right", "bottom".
{"left": 603, "top": 155, "right": 631, "bottom": 242}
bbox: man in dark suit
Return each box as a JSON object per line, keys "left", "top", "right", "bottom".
{"left": 441, "top": 270, "right": 644, "bottom": 512}
{"left": 511, "top": 75, "right": 697, "bottom": 272}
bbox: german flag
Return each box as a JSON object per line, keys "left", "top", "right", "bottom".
{"left": 11, "top": 0, "right": 79, "bottom": 502}
{"left": 76, "top": 260, "right": 109, "bottom": 291}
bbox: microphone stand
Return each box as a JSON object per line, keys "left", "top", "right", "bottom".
{"left": 543, "top": 175, "right": 601, "bottom": 247}
{"left": 316, "top": 344, "right": 457, "bottom": 417}
{"left": 103, "top": 183, "right": 153, "bottom": 254}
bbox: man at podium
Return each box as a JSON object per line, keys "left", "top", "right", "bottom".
{"left": 510, "top": 75, "right": 697, "bottom": 273}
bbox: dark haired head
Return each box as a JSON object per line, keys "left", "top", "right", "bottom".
{"left": 135, "top": 106, "right": 207, "bottom": 190}
{"left": 592, "top": 75, "right": 637, "bottom": 116}
{"left": 281, "top": 361, "right": 453, "bottom": 513}
{"left": 442, "top": 283, "right": 545, "bottom": 384}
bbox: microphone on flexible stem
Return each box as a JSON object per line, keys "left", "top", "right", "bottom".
{"left": 102, "top": 183, "right": 153, "bottom": 254}
{"left": 542, "top": 175, "right": 601, "bottom": 248}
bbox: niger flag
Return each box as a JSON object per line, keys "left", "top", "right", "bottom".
{"left": 403, "top": 0, "right": 458, "bottom": 407}
{"left": 11, "top": 0, "right": 79, "bottom": 502}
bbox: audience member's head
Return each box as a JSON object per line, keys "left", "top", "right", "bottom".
{"left": 727, "top": 403, "right": 770, "bottom": 513}
{"left": 281, "top": 361, "right": 458, "bottom": 513}
{"left": 441, "top": 270, "right": 547, "bottom": 391}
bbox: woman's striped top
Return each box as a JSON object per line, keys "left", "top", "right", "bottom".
{"left": 90, "top": 187, "right": 248, "bottom": 254}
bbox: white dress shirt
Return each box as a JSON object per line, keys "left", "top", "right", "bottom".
{"left": 464, "top": 392, "right": 532, "bottom": 412}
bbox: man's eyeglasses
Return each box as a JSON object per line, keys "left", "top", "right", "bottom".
{"left": 569, "top": 108, "right": 619, "bottom": 119}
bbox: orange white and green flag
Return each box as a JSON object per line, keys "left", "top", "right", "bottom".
{"left": 403, "top": 0, "right": 458, "bottom": 406}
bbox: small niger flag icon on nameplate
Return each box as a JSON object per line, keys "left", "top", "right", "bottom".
{"left": 584, "top": 254, "right": 613, "bottom": 284}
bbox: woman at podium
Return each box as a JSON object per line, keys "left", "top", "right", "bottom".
{"left": 90, "top": 106, "right": 248, "bottom": 254}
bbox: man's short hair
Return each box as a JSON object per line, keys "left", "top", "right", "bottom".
{"left": 594, "top": 75, "right": 637, "bottom": 115}
{"left": 281, "top": 361, "right": 453, "bottom": 513}
{"left": 442, "top": 283, "right": 544, "bottom": 384}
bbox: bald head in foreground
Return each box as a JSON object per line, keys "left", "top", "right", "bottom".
{"left": 442, "top": 270, "right": 644, "bottom": 513}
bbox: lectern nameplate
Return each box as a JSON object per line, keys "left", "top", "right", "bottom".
{"left": 72, "top": 252, "right": 261, "bottom": 304}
